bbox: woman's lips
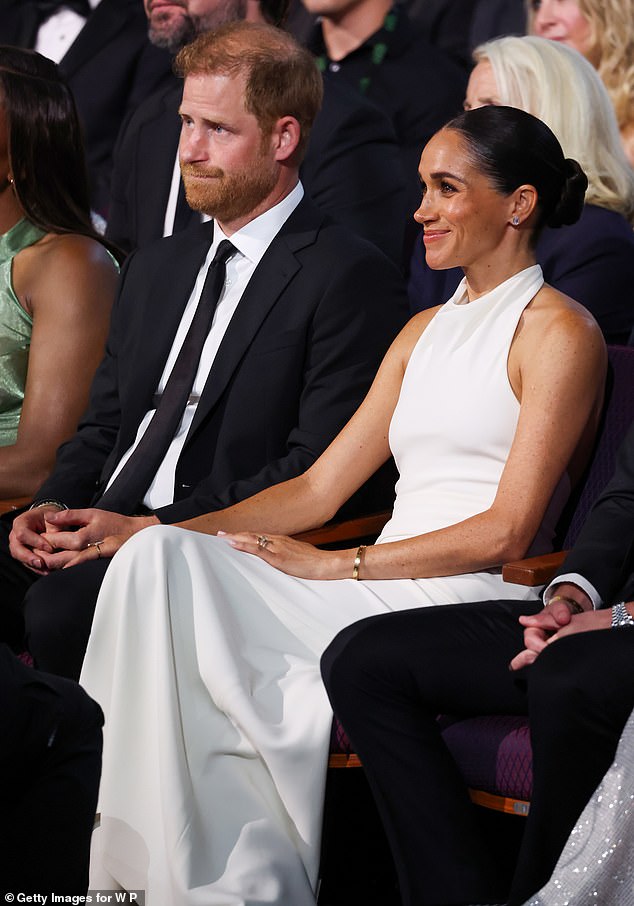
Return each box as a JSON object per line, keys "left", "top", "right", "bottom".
{"left": 423, "top": 230, "right": 449, "bottom": 243}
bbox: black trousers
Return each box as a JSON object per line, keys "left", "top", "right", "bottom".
{"left": 0, "top": 643, "right": 103, "bottom": 893}
{"left": 0, "top": 521, "right": 111, "bottom": 680}
{"left": 321, "top": 599, "right": 634, "bottom": 906}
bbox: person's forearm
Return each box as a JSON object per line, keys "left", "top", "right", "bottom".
{"left": 176, "top": 472, "right": 335, "bottom": 536}
{"left": 0, "top": 444, "right": 56, "bottom": 499}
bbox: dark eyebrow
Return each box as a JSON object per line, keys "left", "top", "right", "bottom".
{"left": 429, "top": 170, "right": 467, "bottom": 184}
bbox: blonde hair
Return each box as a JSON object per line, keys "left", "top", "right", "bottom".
{"left": 526, "top": 0, "right": 634, "bottom": 131}
{"left": 474, "top": 34, "right": 634, "bottom": 223}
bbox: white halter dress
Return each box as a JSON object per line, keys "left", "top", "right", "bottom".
{"left": 82, "top": 264, "right": 567, "bottom": 904}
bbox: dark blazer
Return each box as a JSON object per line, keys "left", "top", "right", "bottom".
{"left": 0, "top": 0, "right": 173, "bottom": 214}
{"left": 37, "top": 196, "right": 408, "bottom": 522}
{"left": 556, "top": 422, "right": 634, "bottom": 606}
{"left": 106, "top": 72, "right": 409, "bottom": 262}
{"left": 408, "top": 204, "right": 634, "bottom": 344}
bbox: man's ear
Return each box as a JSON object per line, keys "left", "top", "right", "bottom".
{"left": 272, "top": 116, "right": 301, "bottom": 162}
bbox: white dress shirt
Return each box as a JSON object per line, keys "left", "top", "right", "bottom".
{"left": 544, "top": 573, "right": 601, "bottom": 610}
{"left": 105, "top": 181, "right": 304, "bottom": 510}
{"left": 35, "top": 0, "right": 101, "bottom": 63}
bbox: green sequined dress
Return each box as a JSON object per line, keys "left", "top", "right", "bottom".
{"left": 0, "top": 218, "right": 45, "bottom": 446}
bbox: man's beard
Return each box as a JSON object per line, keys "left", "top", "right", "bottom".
{"left": 181, "top": 157, "right": 279, "bottom": 225}
{"left": 148, "top": 0, "right": 247, "bottom": 54}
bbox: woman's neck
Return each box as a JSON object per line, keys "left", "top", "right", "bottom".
{"left": 463, "top": 248, "right": 537, "bottom": 301}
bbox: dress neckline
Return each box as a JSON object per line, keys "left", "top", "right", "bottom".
{"left": 449, "top": 265, "right": 543, "bottom": 308}
{"left": 0, "top": 218, "right": 46, "bottom": 263}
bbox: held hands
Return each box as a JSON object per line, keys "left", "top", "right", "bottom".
{"left": 218, "top": 531, "right": 347, "bottom": 580}
{"left": 9, "top": 507, "right": 158, "bottom": 573}
{"left": 509, "top": 586, "right": 596, "bottom": 671}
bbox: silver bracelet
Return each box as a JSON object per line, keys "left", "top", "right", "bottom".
{"left": 611, "top": 602, "right": 634, "bottom": 628}
{"left": 29, "top": 499, "right": 68, "bottom": 511}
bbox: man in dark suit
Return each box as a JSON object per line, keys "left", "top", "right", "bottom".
{"left": 1, "top": 22, "right": 407, "bottom": 681}
{"left": 106, "top": 0, "right": 409, "bottom": 263}
{"left": 0, "top": 0, "right": 173, "bottom": 215}
{"left": 0, "top": 645, "right": 103, "bottom": 895}
{"left": 322, "top": 421, "right": 634, "bottom": 906}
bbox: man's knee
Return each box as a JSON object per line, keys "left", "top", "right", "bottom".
{"left": 23, "top": 559, "right": 111, "bottom": 679}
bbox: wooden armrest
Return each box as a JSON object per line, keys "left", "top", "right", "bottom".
{"left": 502, "top": 550, "right": 568, "bottom": 587}
{"left": 293, "top": 511, "right": 390, "bottom": 547}
{"left": 0, "top": 496, "right": 31, "bottom": 515}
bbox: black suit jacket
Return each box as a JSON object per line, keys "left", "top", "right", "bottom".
{"left": 106, "top": 73, "right": 409, "bottom": 263}
{"left": 556, "top": 422, "right": 634, "bottom": 606}
{"left": 0, "top": 0, "right": 173, "bottom": 214}
{"left": 37, "top": 196, "right": 408, "bottom": 522}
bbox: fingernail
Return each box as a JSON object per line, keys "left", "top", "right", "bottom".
{"left": 31, "top": 558, "right": 42, "bottom": 569}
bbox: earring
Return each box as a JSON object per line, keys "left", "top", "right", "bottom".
{"left": 511, "top": 215, "right": 520, "bottom": 226}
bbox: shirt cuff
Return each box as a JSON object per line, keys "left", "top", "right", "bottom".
{"left": 543, "top": 573, "right": 602, "bottom": 610}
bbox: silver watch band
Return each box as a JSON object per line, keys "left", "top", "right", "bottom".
{"left": 611, "top": 602, "right": 634, "bottom": 628}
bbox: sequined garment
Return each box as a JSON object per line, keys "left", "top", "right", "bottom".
{"left": 526, "top": 707, "right": 634, "bottom": 905}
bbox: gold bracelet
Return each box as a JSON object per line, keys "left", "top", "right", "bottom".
{"left": 549, "top": 594, "right": 584, "bottom": 615}
{"left": 352, "top": 544, "right": 366, "bottom": 580}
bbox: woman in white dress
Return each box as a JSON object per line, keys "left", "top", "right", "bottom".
{"left": 79, "top": 105, "right": 606, "bottom": 904}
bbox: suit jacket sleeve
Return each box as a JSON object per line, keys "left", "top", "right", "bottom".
{"left": 555, "top": 422, "right": 634, "bottom": 605}
{"left": 152, "top": 243, "right": 408, "bottom": 523}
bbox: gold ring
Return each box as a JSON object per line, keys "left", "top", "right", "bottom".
{"left": 87, "top": 540, "right": 104, "bottom": 558}
{"left": 257, "top": 535, "right": 270, "bottom": 550}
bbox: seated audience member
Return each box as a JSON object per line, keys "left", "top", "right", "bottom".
{"left": 1, "top": 23, "right": 408, "bottom": 677}
{"left": 304, "top": 0, "right": 467, "bottom": 213}
{"left": 530, "top": 0, "right": 634, "bottom": 167}
{"left": 77, "top": 105, "right": 605, "bottom": 903}
{"left": 0, "top": 47, "right": 117, "bottom": 501}
{"left": 0, "top": 0, "right": 173, "bottom": 214}
{"left": 0, "top": 645, "right": 103, "bottom": 896}
{"left": 106, "top": 0, "right": 408, "bottom": 263}
{"left": 289, "top": 0, "right": 527, "bottom": 68}
{"left": 409, "top": 35, "right": 634, "bottom": 345}
{"left": 322, "top": 420, "right": 634, "bottom": 906}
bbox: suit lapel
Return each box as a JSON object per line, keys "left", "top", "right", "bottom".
{"left": 59, "top": 0, "right": 133, "bottom": 76}
{"left": 137, "top": 85, "right": 184, "bottom": 243}
{"left": 186, "top": 199, "right": 322, "bottom": 441}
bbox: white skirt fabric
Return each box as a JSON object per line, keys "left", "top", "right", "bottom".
{"left": 82, "top": 525, "right": 539, "bottom": 905}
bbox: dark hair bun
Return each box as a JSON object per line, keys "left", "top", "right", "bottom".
{"left": 547, "top": 158, "right": 587, "bottom": 227}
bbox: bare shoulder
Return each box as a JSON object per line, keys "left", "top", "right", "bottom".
{"left": 14, "top": 231, "right": 118, "bottom": 318}
{"left": 519, "top": 283, "right": 605, "bottom": 358}
{"left": 32, "top": 232, "right": 118, "bottom": 276}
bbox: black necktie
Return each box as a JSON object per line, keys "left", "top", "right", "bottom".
{"left": 97, "top": 239, "right": 236, "bottom": 514}
{"left": 34, "top": 0, "right": 92, "bottom": 22}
